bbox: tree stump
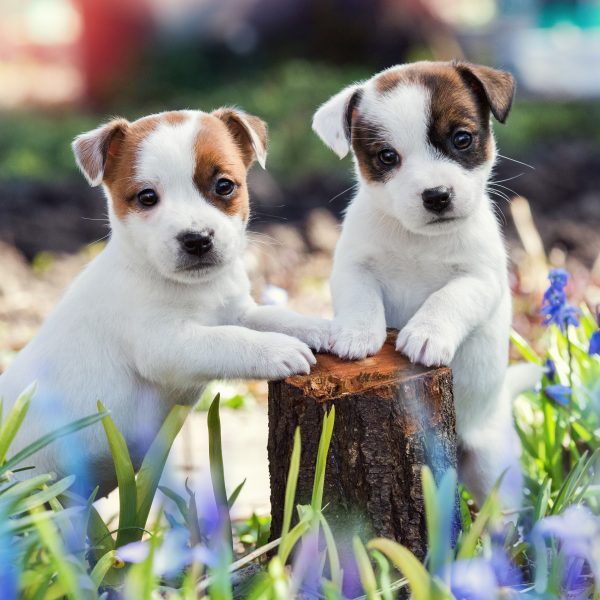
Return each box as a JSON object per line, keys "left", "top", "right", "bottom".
{"left": 268, "top": 330, "right": 458, "bottom": 562}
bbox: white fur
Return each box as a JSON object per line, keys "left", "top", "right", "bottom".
{"left": 0, "top": 110, "right": 329, "bottom": 495}
{"left": 314, "top": 72, "right": 524, "bottom": 508}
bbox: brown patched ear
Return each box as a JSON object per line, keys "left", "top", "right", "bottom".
{"left": 212, "top": 108, "right": 268, "bottom": 169}
{"left": 455, "top": 62, "right": 515, "bottom": 124}
{"left": 72, "top": 118, "right": 129, "bottom": 186}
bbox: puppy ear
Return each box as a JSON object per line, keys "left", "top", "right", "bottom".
{"left": 312, "top": 84, "right": 363, "bottom": 158}
{"left": 213, "top": 108, "right": 268, "bottom": 169}
{"left": 455, "top": 62, "right": 515, "bottom": 124}
{"left": 72, "top": 119, "right": 129, "bottom": 186}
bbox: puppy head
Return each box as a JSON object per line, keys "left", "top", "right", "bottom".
{"left": 73, "top": 109, "right": 267, "bottom": 283}
{"left": 313, "top": 61, "right": 514, "bottom": 235}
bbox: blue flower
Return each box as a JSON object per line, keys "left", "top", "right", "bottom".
{"left": 533, "top": 505, "right": 600, "bottom": 590}
{"left": 450, "top": 559, "right": 498, "bottom": 600}
{"left": 544, "top": 384, "right": 571, "bottom": 406}
{"left": 544, "top": 358, "right": 556, "bottom": 382}
{"left": 540, "top": 269, "right": 580, "bottom": 331}
{"left": 589, "top": 331, "right": 600, "bottom": 357}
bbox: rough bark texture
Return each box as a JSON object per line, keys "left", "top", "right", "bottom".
{"left": 268, "top": 330, "right": 458, "bottom": 562}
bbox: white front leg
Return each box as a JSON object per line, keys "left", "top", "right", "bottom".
{"left": 329, "top": 264, "right": 387, "bottom": 360}
{"left": 239, "top": 304, "right": 331, "bottom": 352}
{"left": 396, "top": 274, "right": 503, "bottom": 367}
{"left": 133, "top": 322, "right": 316, "bottom": 384}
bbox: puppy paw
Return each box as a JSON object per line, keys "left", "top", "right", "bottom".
{"left": 330, "top": 324, "right": 386, "bottom": 360}
{"left": 285, "top": 316, "right": 331, "bottom": 353}
{"left": 396, "top": 322, "right": 456, "bottom": 367}
{"left": 255, "top": 332, "right": 316, "bottom": 380}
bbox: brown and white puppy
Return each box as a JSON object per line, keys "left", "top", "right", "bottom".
{"left": 313, "top": 62, "right": 528, "bottom": 508}
{"left": 0, "top": 109, "right": 329, "bottom": 495}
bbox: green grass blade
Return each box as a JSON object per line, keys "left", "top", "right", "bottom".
{"left": 372, "top": 550, "right": 394, "bottom": 600}
{"left": 227, "top": 478, "right": 246, "bottom": 509}
{"left": 278, "top": 508, "right": 314, "bottom": 564}
{"left": 90, "top": 550, "right": 117, "bottom": 588}
{"left": 0, "top": 383, "right": 35, "bottom": 464}
{"left": 136, "top": 404, "right": 191, "bottom": 529}
{"left": 158, "top": 485, "right": 190, "bottom": 522}
{"left": 510, "top": 330, "right": 543, "bottom": 365}
{"left": 20, "top": 476, "right": 75, "bottom": 513}
{"left": 319, "top": 513, "right": 342, "bottom": 589}
{"left": 1, "top": 411, "right": 108, "bottom": 475}
{"left": 87, "top": 503, "right": 115, "bottom": 561}
{"left": 279, "top": 427, "right": 301, "bottom": 557}
{"left": 311, "top": 406, "right": 335, "bottom": 514}
{"left": 353, "top": 535, "right": 379, "bottom": 600}
{"left": 367, "top": 538, "right": 431, "bottom": 600}
{"left": 97, "top": 401, "right": 138, "bottom": 547}
{"left": 207, "top": 394, "right": 234, "bottom": 553}
{"left": 456, "top": 480, "right": 502, "bottom": 560}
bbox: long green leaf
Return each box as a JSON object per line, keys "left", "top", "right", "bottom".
{"left": 97, "top": 401, "right": 137, "bottom": 547}
{"left": 279, "top": 427, "right": 301, "bottom": 556}
{"left": 90, "top": 550, "right": 117, "bottom": 588}
{"left": 227, "top": 478, "right": 246, "bottom": 510}
{"left": 207, "top": 394, "right": 234, "bottom": 553}
{"left": 354, "top": 536, "right": 379, "bottom": 600}
{"left": 20, "top": 476, "right": 75, "bottom": 513}
{"left": 0, "top": 383, "right": 36, "bottom": 464}
{"left": 367, "top": 538, "right": 432, "bottom": 600}
{"left": 136, "top": 404, "right": 191, "bottom": 529}
{"left": 1, "top": 411, "right": 108, "bottom": 475}
{"left": 510, "top": 330, "right": 543, "bottom": 365}
{"left": 319, "top": 513, "right": 342, "bottom": 589}
{"left": 311, "top": 406, "right": 335, "bottom": 514}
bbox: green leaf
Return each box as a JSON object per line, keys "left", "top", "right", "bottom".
{"left": 136, "top": 404, "right": 190, "bottom": 530}
{"left": 97, "top": 400, "right": 138, "bottom": 547}
{"left": 0, "top": 383, "right": 35, "bottom": 464}
{"left": 87, "top": 503, "right": 115, "bottom": 562}
{"left": 158, "top": 485, "right": 190, "bottom": 522}
{"left": 353, "top": 536, "right": 379, "bottom": 600}
{"left": 319, "top": 513, "right": 342, "bottom": 589}
{"left": 457, "top": 478, "right": 502, "bottom": 560}
{"left": 90, "top": 550, "right": 117, "bottom": 588}
{"left": 227, "top": 478, "right": 246, "bottom": 510}
{"left": 1, "top": 411, "right": 108, "bottom": 475}
{"left": 311, "top": 406, "right": 335, "bottom": 514}
{"left": 207, "top": 394, "right": 234, "bottom": 553}
{"left": 367, "top": 538, "right": 432, "bottom": 600}
{"left": 279, "top": 427, "right": 301, "bottom": 557}
{"left": 19, "top": 476, "right": 75, "bottom": 513}
{"left": 278, "top": 507, "right": 314, "bottom": 564}
{"left": 372, "top": 550, "right": 394, "bottom": 600}
{"left": 510, "top": 330, "right": 543, "bottom": 365}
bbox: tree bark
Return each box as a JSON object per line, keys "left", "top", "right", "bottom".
{"left": 268, "top": 330, "right": 458, "bottom": 562}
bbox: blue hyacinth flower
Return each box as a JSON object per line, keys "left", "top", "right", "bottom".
{"left": 544, "top": 384, "right": 571, "bottom": 406}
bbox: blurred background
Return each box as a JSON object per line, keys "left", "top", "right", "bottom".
{"left": 0, "top": 0, "right": 599, "bottom": 517}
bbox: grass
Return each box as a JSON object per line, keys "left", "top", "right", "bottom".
{"left": 0, "top": 268, "right": 599, "bottom": 598}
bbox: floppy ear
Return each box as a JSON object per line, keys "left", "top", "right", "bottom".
{"left": 455, "top": 62, "right": 515, "bottom": 124}
{"left": 213, "top": 108, "right": 268, "bottom": 169}
{"left": 72, "top": 119, "right": 129, "bottom": 187}
{"left": 312, "top": 83, "right": 363, "bottom": 159}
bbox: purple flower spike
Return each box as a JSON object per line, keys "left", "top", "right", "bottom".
{"left": 589, "top": 331, "right": 600, "bottom": 357}
{"left": 544, "top": 384, "right": 572, "bottom": 406}
{"left": 544, "top": 359, "right": 557, "bottom": 382}
{"left": 548, "top": 268, "right": 569, "bottom": 288}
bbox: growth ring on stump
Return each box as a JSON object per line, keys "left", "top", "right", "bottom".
{"left": 268, "top": 330, "right": 457, "bottom": 561}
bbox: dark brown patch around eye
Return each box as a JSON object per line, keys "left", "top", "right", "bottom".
{"left": 351, "top": 116, "right": 399, "bottom": 183}
{"left": 193, "top": 116, "right": 250, "bottom": 220}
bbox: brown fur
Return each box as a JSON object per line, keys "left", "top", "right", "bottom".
{"left": 103, "top": 112, "right": 187, "bottom": 220}
{"left": 193, "top": 114, "right": 251, "bottom": 221}
{"left": 352, "top": 61, "right": 514, "bottom": 181}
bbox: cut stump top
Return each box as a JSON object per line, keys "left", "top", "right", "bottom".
{"left": 285, "top": 330, "right": 451, "bottom": 402}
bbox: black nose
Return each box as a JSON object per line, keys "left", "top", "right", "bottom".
{"left": 422, "top": 186, "right": 452, "bottom": 214}
{"left": 179, "top": 230, "right": 214, "bottom": 256}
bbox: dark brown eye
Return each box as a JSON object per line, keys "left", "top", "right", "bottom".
{"left": 137, "top": 189, "right": 158, "bottom": 207}
{"left": 377, "top": 148, "right": 400, "bottom": 166}
{"left": 215, "top": 178, "right": 235, "bottom": 196}
{"left": 452, "top": 131, "right": 473, "bottom": 150}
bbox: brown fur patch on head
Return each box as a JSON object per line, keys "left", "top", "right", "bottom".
{"left": 193, "top": 114, "right": 251, "bottom": 221}
{"left": 351, "top": 61, "right": 514, "bottom": 179}
{"left": 102, "top": 111, "right": 187, "bottom": 220}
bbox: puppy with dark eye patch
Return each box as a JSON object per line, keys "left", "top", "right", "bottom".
{"left": 313, "top": 61, "right": 537, "bottom": 510}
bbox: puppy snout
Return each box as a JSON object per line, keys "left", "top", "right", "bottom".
{"left": 178, "top": 229, "right": 214, "bottom": 256}
{"left": 422, "top": 186, "right": 452, "bottom": 214}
